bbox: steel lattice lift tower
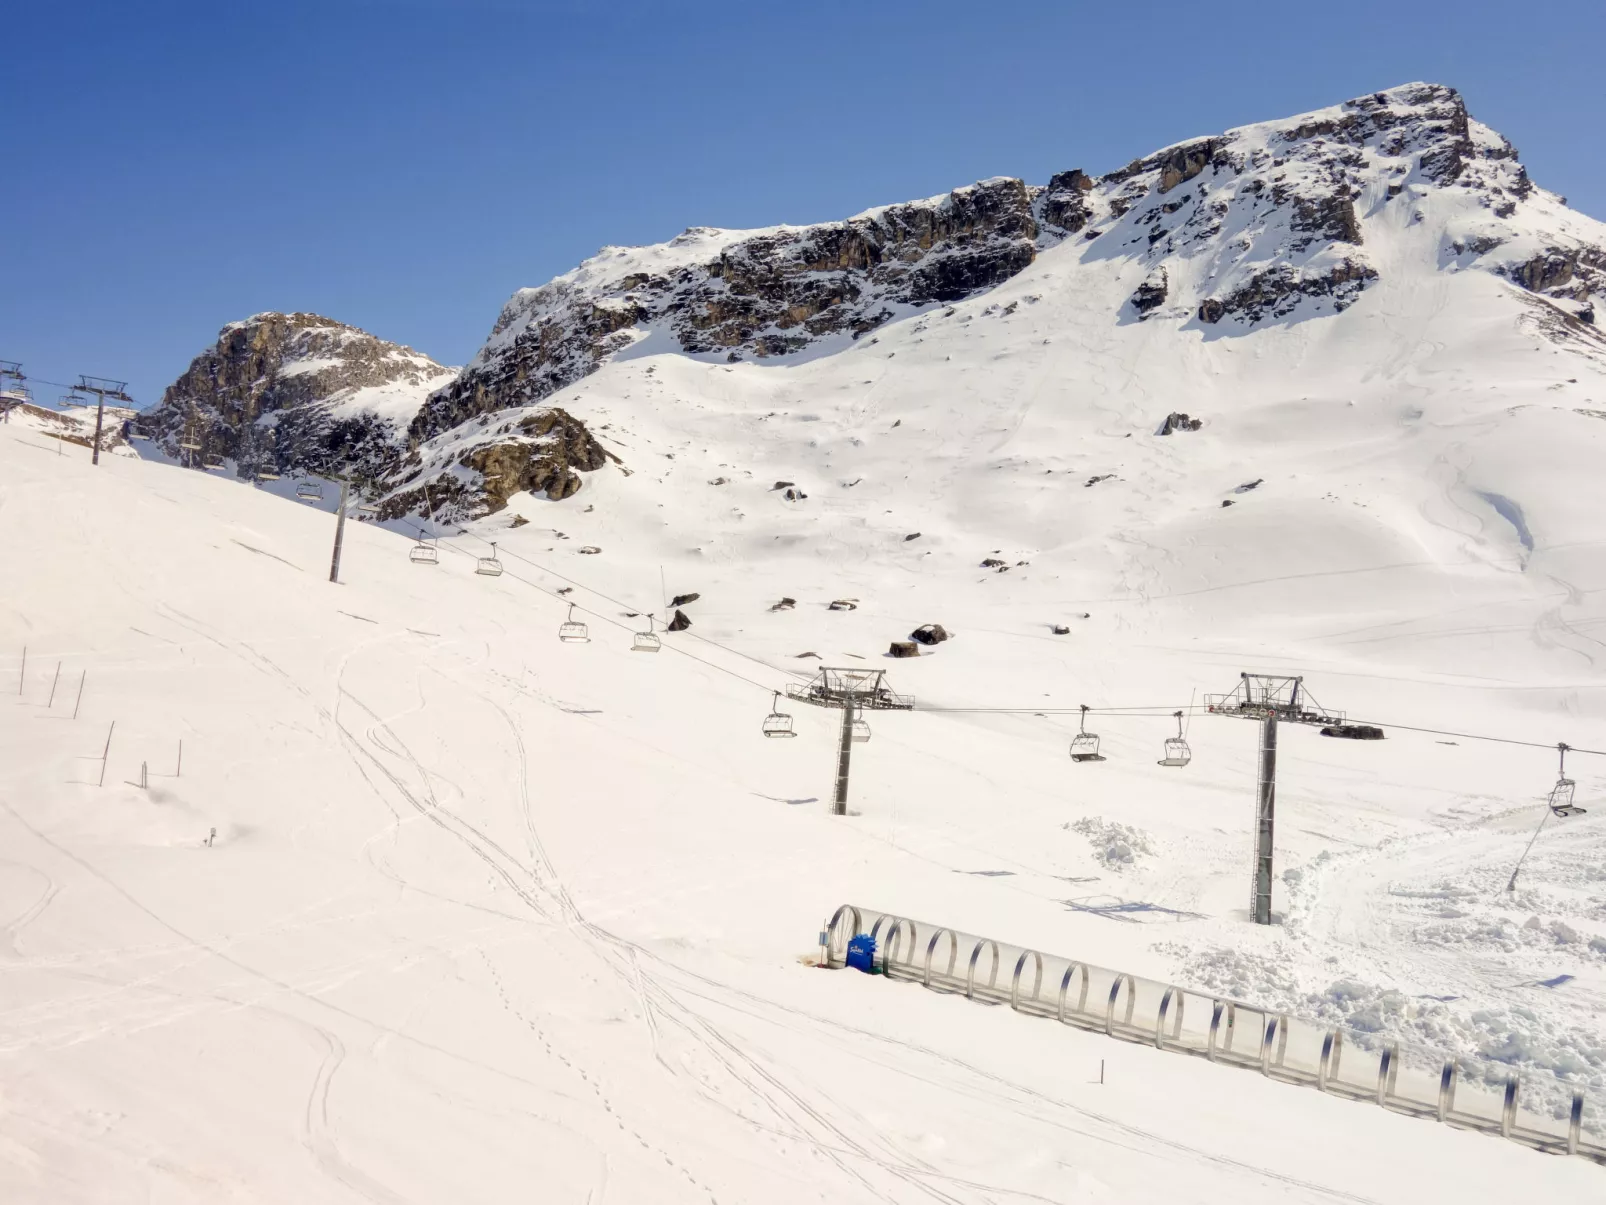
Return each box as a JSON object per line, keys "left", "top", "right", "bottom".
{"left": 1205, "top": 674, "right": 1362, "bottom": 925}
{"left": 75, "top": 375, "right": 136, "bottom": 465}
{"left": 786, "top": 668, "right": 914, "bottom": 815}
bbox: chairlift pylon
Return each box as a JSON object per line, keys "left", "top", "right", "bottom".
{"left": 632, "top": 613, "right": 661, "bottom": 653}
{"left": 475, "top": 541, "right": 504, "bottom": 577}
{"left": 761, "top": 691, "right": 797, "bottom": 738}
{"left": 1158, "top": 710, "right": 1191, "bottom": 767}
{"left": 1070, "top": 704, "right": 1105, "bottom": 762}
{"left": 558, "top": 603, "right": 590, "bottom": 644}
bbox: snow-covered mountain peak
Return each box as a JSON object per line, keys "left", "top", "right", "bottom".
{"left": 403, "top": 82, "right": 1601, "bottom": 477}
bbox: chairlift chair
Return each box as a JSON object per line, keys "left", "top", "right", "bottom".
{"left": 1549, "top": 743, "right": 1587, "bottom": 817}
{"left": 296, "top": 480, "right": 324, "bottom": 502}
{"left": 761, "top": 692, "right": 797, "bottom": 738}
{"left": 203, "top": 458, "right": 226, "bottom": 472}
{"left": 850, "top": 717, "right": 871, "bottom": 743}
{"left": 178, "top": 441, "right": 202, "bottom": 451}
{"left": 1070, "top": 704, "right": 1106, "bottom": 762}
{"left": 255, "top": 469, "right": 281, "bottom": 481}
{"left": 475, "top": 541, "right": 504, "bottom": 577}
{"left": 558, "top": 603, "right": 590, "bottom": 644}
{"left": 632, "top": 614, "right": 661, "bottom": 653}
{"left": 1158, "top": 710, "right": 1191, "bottom": 767}
{"left": 409, "top": 539, "right": 439, "bottom": 566}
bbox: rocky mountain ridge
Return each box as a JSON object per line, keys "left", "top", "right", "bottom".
{"left": 147, "top": 84, "right": 1605, "bottom": 521}
{"left": 142, "top": 312, "right": 455, "bottom": 482}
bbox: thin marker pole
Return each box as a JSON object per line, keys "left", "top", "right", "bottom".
{"left": 17, "top": 646, "right": 24, "bottom": 696}
{"left": 47, "top": 662, "right": 61, "bottom": 708}
{"left": 176, "top": 740, "right": 183, "bottom": 778}
{"left": 72, "top": 671, "right": 85, "bottom": 719}
{"left": 98, "top": 721, "right": 115, "bottom": 788}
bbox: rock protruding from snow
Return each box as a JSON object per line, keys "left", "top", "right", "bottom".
{"left": 409, "top": 178, "right": 1046, "bottom": 440}
{"left": 146, "top": 313, "right": 455, "bottom": 482}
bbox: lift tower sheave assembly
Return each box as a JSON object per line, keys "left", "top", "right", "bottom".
{"left": 1204, "top": 674, "right": 1352, "bottom": 925}
{"left": 75, "top": 376, "right": 136, "bottom": 465}
{"left": 785, "top": 668, "right": 913, "bottom": 815}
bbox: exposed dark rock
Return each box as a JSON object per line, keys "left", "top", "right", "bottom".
{"left": 1197, "top": 258, "right": 1379, "bottom": 325}
{"left": 378, "top": 407, "right": 611, "bottom": 522}
{"left": 770, "top": 597, "right": 796, "bottom": 611}
{"left": 783, "top": 487, "right": 808, "bottom": 501}
{"left": 1291, "top": 191, "right": 1363, "bottom": 248}
{"left": 772, "top": 480, "right": 795, "bottom": 490}
{"left": 980, "top": 557, "right": 1007, "bottom": 569}
{"left": 1130, "top": 269, "right": 1169, "bottom": 317}
{"left": 1085, "top": 474, "right": 1115, "bottom": 487}
{"left": 1156, "top": 140, "right": 1221, "bottom": 194}
{"left": 1038, "top": 169, "right": 1096, "bottom": 234}
{"left": 1235, "top": 478, "right": 1264, "bottom": 493}
{"left": 828, "top": 599, "right": 859, "bottom": 611}
{"left": 910, "top": 624, "right": 949, "bottom": 645}
{"left": 889, "top": 641, "right": 920, "bottom": 658}
{"left": 1052, "top": 624, "right": 1071, "bottom": 635}
{"left": 143, "top": 312, "right": 453, "bottom": 484}
{"left": 904, "top": 532, "right": 921, "bottom": 541}
{"left": 794, "top": 651, "right": 822, "bottom": 659}
{"left": 413, "top": 178, "right": 1044, "bottom": 439}
{"left": 670, "top": 592, "right": 700, "bottom": 607}
{"left": 666, "top": 609, "right": 692, "bottom": 631}
{"left": 1158, "top": 412, "right": 1203, "bottom": 435}
{"left": 1221, "top": 499, "right": 1236, "bottom": 508}
{"left": 578, "top": 545, "right": 601, "bottom": 555}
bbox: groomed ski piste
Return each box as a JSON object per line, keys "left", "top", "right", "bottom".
{"left": 8, "top": 84, "right": 1606, "bottom": 1199}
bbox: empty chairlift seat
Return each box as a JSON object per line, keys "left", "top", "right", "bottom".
{"left": 558, "top": 604, "right": 590, "bottom": 643}
{"left": 1158, "top": 710, "right": 1191, "bottom": 768}
{"left": 761, "top": 692, "right": 797, "bottom": 738}
{"left": 296, "top": 480, "right": 324, "bottom": 502}
{"left": 475, "top": 541, "right": 504, "bottom": 577}
{"left": 1070, "top": 704, "right": 1105, "bottom": 762}
{"left": 632, "top": 615, "right": 661, "bottom": 653}
{"left": 409, "top": 539, "right": 439, "bottom": 566}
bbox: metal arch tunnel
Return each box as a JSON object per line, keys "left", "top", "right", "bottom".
{"left": 818, "top": 904, "right": 1603, "bottom": 1164}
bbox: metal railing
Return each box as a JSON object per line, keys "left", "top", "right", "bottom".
{"left": 819, "top": 905, "right": 1604, "bottom": 1163}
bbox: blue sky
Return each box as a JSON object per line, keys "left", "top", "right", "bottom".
{"left": 5, "top": 0, "right": 1603, "bottom": 405}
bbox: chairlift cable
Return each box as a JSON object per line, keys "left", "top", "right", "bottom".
{"left": 431, "top": 537, "right": 778, "bottom": 695}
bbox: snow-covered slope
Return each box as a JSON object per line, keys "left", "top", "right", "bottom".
{"left": 388, "top": 83, "right": 1603, "bottom": 523}
{"left": 3, "top": 394, "right": 140, "bottom": 456}
{"left": 143, "top": 312, "right": 455, "bottom": 483}
{"left": 2, "top": 424, "right": 1602, "bottom": 1203}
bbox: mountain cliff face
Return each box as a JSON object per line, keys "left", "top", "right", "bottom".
{"left": 390, "top": 83, "right": 1602, "bottom": 518}
{"left": 153, "top": 84, "right": 1605, "bottom": 521}
{"left": 144, "top": 313, "right": 454, "bottom": 482}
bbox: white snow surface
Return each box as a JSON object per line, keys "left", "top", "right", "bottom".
{"left": 5, "top": 422, "right": 1604, "bottom": 1203}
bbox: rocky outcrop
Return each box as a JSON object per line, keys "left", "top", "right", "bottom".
{"left": 146, "top": 313, "right": 454, "bottom": 482}
{"left": 379, "top": 407, "right": 612, "bottom": 522}
{"left": 1198, "top": 259, "right": 1379, "bottom": 325}
{"left": 410, "top": 178, "right": 1044, "bottom": 442}
{"left": 1507, "top": 245, "right": 1606, "bottom": 305}
{"left": 1130, "top": 269, "right": 1169, "bottom": 317}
